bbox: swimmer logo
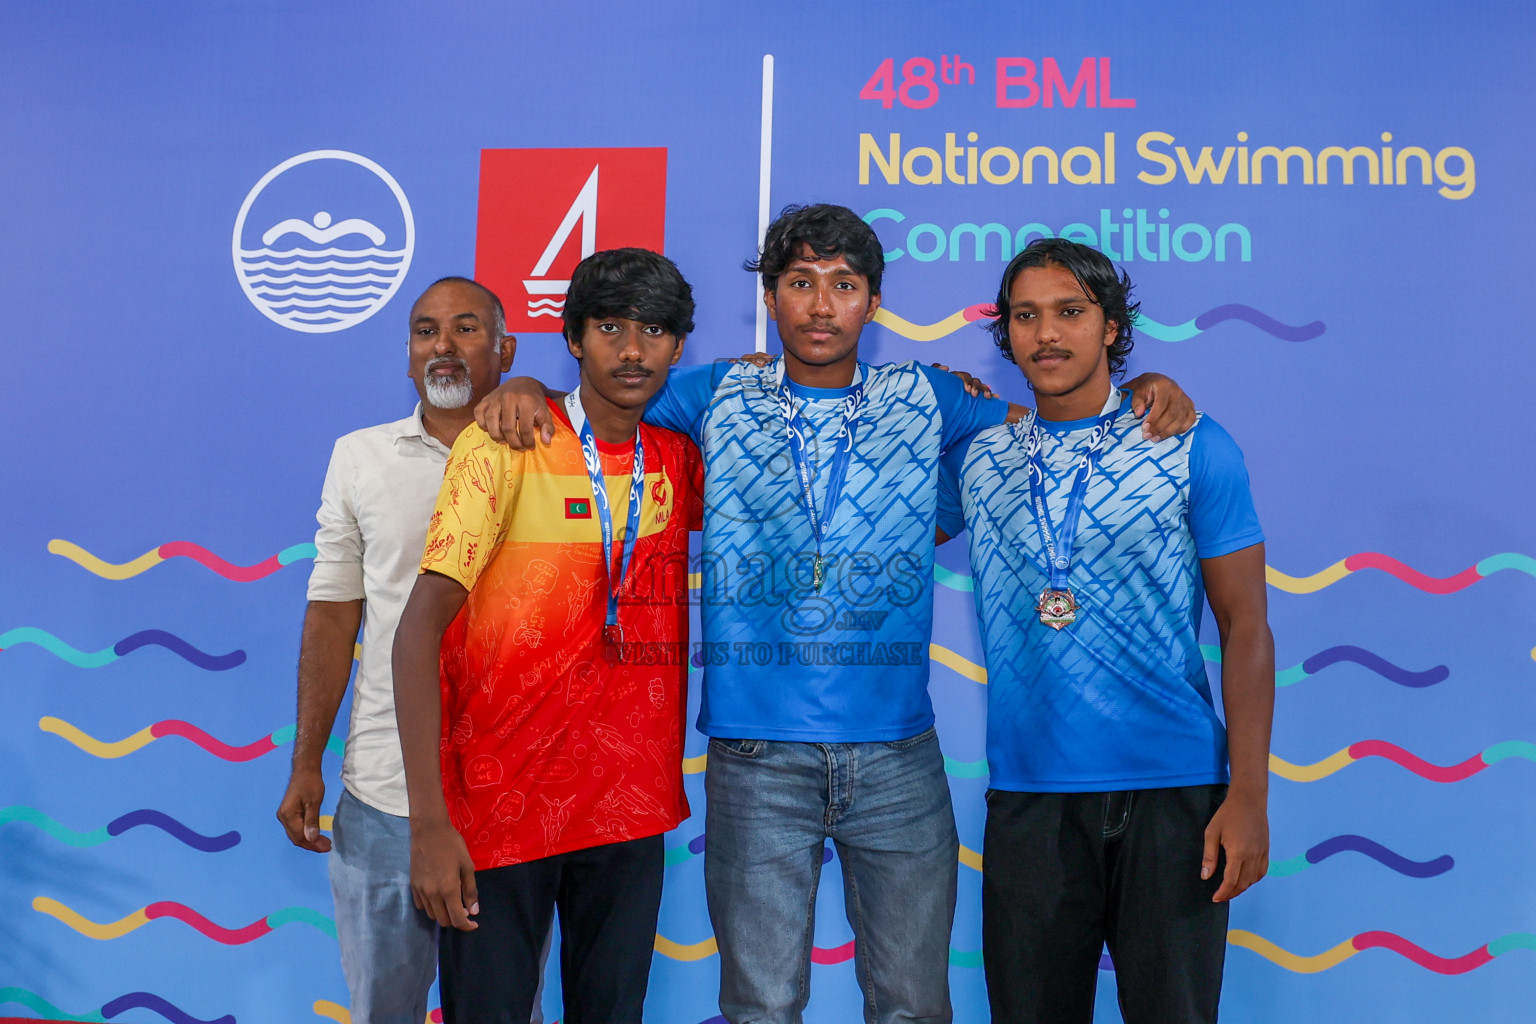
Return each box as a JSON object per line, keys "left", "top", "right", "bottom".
{"left": 475, "top": 148, "right": 667, "bottom": 332}
{"left": 232, "top": 150, "right": 415, "bottom": 333}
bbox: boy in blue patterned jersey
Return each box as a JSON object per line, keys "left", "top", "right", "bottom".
{"left": 475, "top": 210, "right": 1195, "bottom": 1024}
{"left": 937, "top": 238, "right": 1274, "bottom": 1024}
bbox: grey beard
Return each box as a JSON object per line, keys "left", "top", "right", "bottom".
{"left": 424, "top": 359, "right": 473, "bottom": 409}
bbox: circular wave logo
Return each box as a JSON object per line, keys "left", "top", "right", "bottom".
{"left": 232, "top": 150, "right": 414, "bottom": 333}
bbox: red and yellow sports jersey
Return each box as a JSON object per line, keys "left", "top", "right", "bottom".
{"left": 421, "top": 399, "right": 702, "bottom": 870}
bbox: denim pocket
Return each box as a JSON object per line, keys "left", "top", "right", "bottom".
{"left": 709, "top": 737, "right": 765, "bottom": 759}
{"left": 881, "top": 725, "right": 938, "bottom": 751}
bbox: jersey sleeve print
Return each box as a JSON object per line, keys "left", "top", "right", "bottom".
{"left": 916, "top": 362, "right": 1011, "bottom": 453}
{"left": 420, "top": 425, "right": 523, "bottom": 590}
{"left": 1186, "top": 414, "right": 1265, "bottom": 558}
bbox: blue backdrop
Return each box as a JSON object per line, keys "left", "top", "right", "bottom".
{"left": 2, "top": 3, "right": 1532, "bottom": 1023}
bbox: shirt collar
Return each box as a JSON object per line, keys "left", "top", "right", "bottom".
{"left": 393, "top": 402, "right": 453, "bottom": 455}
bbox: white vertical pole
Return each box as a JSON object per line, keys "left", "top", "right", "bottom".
{"left": 755, "top": 53, "right": 775, "bottom": 353}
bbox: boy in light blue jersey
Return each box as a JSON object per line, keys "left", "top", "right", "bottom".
{"left": 937, "top": 238, "right": 1273, "bottom": 1024}
{"left": 475, "top": 209, "right": 1194, "bottom": 1024}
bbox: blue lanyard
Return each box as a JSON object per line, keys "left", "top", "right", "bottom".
{"left": 1019, "top": 389, "right": 1122, "bottom": 591}
{"left": 565, "top": 388, "right": 645, "bottom": 641}
{"left": 775, "top": 361, "right": 865, "bottom": 589}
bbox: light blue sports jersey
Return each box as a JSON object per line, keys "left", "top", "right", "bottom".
{"left": 645, "top": 358, "right": 1007, "bottom": 741}
{"left": 937, "top": 393, "right": 1263, "bottom": 791}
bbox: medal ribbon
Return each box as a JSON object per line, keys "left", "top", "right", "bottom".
{"left": 1021, "top": 389, "right": 1123, "bottom": 592}
{"left": 775, "top": 360, "right": 865, "bottom": 580}
{"left": 565, "top": 388, "right": 646, "bottom": 639}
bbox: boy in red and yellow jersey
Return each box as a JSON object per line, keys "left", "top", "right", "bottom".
{"left": 393, "top": 249, "right": 701, "bottom": 1024}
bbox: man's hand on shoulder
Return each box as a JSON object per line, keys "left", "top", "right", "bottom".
{"left": 930, "top": 362, "right": 998, "bottom": 399}
{"left": 410, "top": 817, "right": 480, "bottom": 931}
{"left": 275, "top": 767, "right": 330, "bottom": 853}
{"left": 1124, "top": 373, "right": 1196, "bottom": 442}
{"left": 474, "top": 377, "right": 557, "bottom": 450}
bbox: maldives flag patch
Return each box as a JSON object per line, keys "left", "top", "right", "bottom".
{"left": 565, "top": 498, "right": 592, "bottom": 519}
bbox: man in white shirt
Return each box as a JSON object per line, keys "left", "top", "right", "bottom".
{"left": 276, "top": 277, "right": 515, "bottom": 1024}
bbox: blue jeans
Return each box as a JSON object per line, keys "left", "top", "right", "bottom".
{"left": 329, "top": 789, "right": 438, "bottom": 1024}
{"left": 704, "top": 728, "right": 959, "bottom": 1024}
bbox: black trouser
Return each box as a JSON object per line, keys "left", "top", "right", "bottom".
{"left": 438, "top": 834, "right": 664, "bottom": 1024}
{"left": 982, "top": 785, "right": 1229, "bottom": 1024}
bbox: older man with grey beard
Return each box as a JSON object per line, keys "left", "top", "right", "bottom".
{"left": 275, "top": 277, "right": 529, "bottom": 1024}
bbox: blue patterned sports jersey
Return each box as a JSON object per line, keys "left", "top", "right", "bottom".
{"left": 937, "top": 392, "right": 1263, "bottom": 791}
{"left": 645, "top": 358, "right": 1007, "bottom": 741}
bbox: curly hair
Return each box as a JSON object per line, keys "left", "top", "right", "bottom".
{"left": 745, "top": 203, "right": 885, "bottom": 295}
{"left": 984, "top": 238, "right": 1138, "bottom": 377}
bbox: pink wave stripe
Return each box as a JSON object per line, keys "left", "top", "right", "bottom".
{"left": 1343, "top": 553, "right": 1484, "bottom": 595}
{"left": 1348, "top": 740, "right": 1488, "bottom": 782}
{"left": 157, "top": 541, "right": 285, "bottom": 583}
{"left": 144, "top": 901, "right": 273, "bottom": 944}
{"left": 962, "top": 303, "right": 993, "bottom": 322}
{"left": 811, "top": 939, "right": 857, "bottom": 964}
{"left": 1352, "top": 931, "right": 1494, "bottom": 974}
{"left": 150, "top": 720, "right": 279, "bottom": 761}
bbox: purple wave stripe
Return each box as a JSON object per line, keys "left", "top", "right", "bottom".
{"left": 1192, "top": 304, "right": 1325, "bottom": 342}
{"left": 1099, "top": 953, "right": 1113, "bottom": 971}
{"left": 1300, "top": 645, "right": 1448, "bottom": 688}
{"left": 687, "top": 834, "right": 707, "bottom": 855}
{"left": 1306, "top": 835, "right": 1454, "bottom": 878}
{"left": 106, "top": 810, "right": 241, "bottom": 852}
{"left": 101, "top": 991, "right": 235, "bottom": 1024}
{"left": 111, "top": 630, "right": 246, "bottom": 671}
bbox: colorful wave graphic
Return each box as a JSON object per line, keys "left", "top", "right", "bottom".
{"left": 1268, "top": 552, "right": 1536, "bottom": 594}
{"left": 0, "top": 627, "right": 244, "bottom": 670}
{"left": 41, "top": 716, "right": 344, "bottom": 761}
{"left": 1201, "top": 644, "right": 1448, "bottom": 689}
{"left": 48, "top": 538, "right": 316, "bottom": 581}
{"left": 1230, "top": 929, "right": 1536, "bottom": 974}
{"left": 872, "top": 303, "right": 1323, "bottom": 344}
{"left": 1, "top": 806, "right": 239, "bottom": 852}
{"left": 1272, "top": 740, "right": 1536, "bottom": 782}
{"left": 0, "top": 987, "right": 232, "bottom": 1024}
{"left": 312, "top": 1001, "right": 443, "bottom": 1024}
{"left": 33, "top": 896, "right": 336, "bottom": 943}
{"left": 1268, "top": 835, "right": 1453, "bottom": 878}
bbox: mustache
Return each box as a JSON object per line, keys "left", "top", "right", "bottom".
{"left": 425, "top": 355, "right": 470, "bottom": 374}
{"left": 1030, "top": 348, "right": 1071, "bottom": 362}
{"left": 613, "top": 365, "right": 654, "bottom": 377}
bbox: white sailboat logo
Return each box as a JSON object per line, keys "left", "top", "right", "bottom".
{"left": 523, "top": 165, "right": 598, "bottom": 320}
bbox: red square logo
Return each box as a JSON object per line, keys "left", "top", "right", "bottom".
{"left": 565, "top": 497, "right": 592, "bottom": 519}
{"left": 475, "top": 148, "right": 668, "bottom": 333}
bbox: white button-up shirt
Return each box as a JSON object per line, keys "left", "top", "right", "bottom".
{"left": 307, "top": 404, "right": 453, "bottom": 816}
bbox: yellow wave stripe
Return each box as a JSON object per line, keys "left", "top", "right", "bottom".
{"left": 682, "top": 753, "right": 708, "bottom": 774}
{"left": 959, "top": 844, "right": 983, "bottom": 872}
{"left": 655, "top": 932, "right": 718, "bottom": 961}
{"left": 33, "top": 896, "right": 148, "bottom": 939}
{"left": 872, "top": 307, "right": 972, "bottom": 343}
{"left": 1228, "top": 929, "right": 1358, "bottom": 973}
{"left": 319, "top": 816, "right": 334, "bottom": 832}
{"left": 1269, "top": 748, "right": 1356, "bottom": 782}
{"left": 46, "top": 539, "right": 165, "bottom": 580}
{"left": 1265, "top": 559, "right": 1352, "bottom": 594}
{"left": 930, "top": 644, "right": 987, "bottom": 684}
{"left": 688, "top": 572, "right": 701, "bottom": 590}
{"left": 353, "top": 643, "right": 362, "bottom": 662}
{"left": 311, "top": 1000, "right": 435, "bottom": 1024}
{"left": 39, "top": 716, "right": 156, "bottom": 758}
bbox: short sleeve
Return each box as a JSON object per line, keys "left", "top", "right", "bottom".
{"left": 642, "top": 362, "right": 729, "bottom": 442}
{"left": 936, "top": 440, "right": 972, "bottom": 538}
{"left": 420, "top": 425, "right": 522, "bottom": 590}
{"left": 1188, "top": 415, "right": 1264, "bottom": 558}
{"left": 307, "top": 438, "right": 366, "bottom": 602}
{"left": 916, "top": 363, "right": 1010, "bottom": 453}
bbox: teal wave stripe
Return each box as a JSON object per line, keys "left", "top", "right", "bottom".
{"left": 0, "top": 627, "right": 117, "bottom": 667}
{"left": 934, "top": 565, "right": 974, "bottom": 593}
{"left": 0, "top": 987, "right": 105, "bottom": 1022}
{"left": 1489, "top": 933, "right": 1536, "bottom": 956}
{"left": 267, "top": 905, "right": 338, "bottom": 939}
{"left": 663, "top": 846, "right": 697, "bottom": 867}
{"left": 1475, "top": 553, "right": 1536, "bottom": 578}
{"left": 1134, "top": 315, "right": 1202, "bottom": 342}
{"left": 1481, "top": 741, "right": 1536, "bottom": 766}
{"left": 944, "top": 755, "right": 989, "bottom": 779}
{"left": 949, "top": 949, "right": 984, "bottom": 968}
{"left": 278, "top": 543, "right": 319, "bottom": 565}
{"left": 268, "top": 724, "right": 346, "bottom": 757}
{"left": 1201, "top": 645, "right": 1308, "bottom": 687}
{"left": 0, "top": 806, "right": 109, "bottom": 847}
{"left": 1267, "top": 855, "right": 1311, "bottom": 877}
